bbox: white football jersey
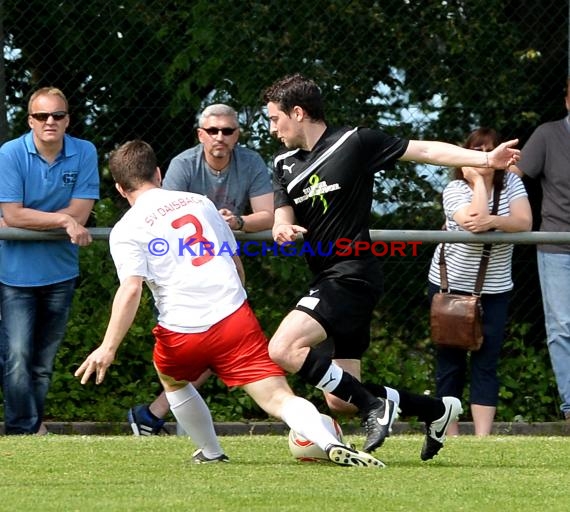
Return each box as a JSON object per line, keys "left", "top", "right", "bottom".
{"left": 110, "top": 188, "right": 246, "bottom": 332}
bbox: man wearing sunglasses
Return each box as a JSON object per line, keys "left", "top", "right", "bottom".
{"left": 127, "top": 104, "right": 273, "bottom": 436}
{"left": 0, "top": 87, "right": 99, "bottom": 435}
{"left": 163, "top": 103, "right": 273, "bottom": 233}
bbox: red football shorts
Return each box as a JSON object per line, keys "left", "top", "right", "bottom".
{"left": 152, "top": 301, "right": 285, "bottom": 387}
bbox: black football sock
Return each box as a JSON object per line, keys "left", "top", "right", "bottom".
{"left": 298, "top": 347, "right": 379, "bottom": 412}
{"left": 397, "top": 390, "right": 445, "bottom": 422}
{"left": 363, "top": 383, "right": 388, "bottom": 399}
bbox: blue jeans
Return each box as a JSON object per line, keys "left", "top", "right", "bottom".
{"left": 429, "top": 282, "right": 511, "bottom": 407}
{"left": 537, "top": 251, "right": 570, "bottom": 416}
{"left": 0, "top": 279, "right": 76, "bottom": 434}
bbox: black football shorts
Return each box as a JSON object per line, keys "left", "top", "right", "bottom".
{"left": 295, "top": 274, "right": 381, "bottom": 359}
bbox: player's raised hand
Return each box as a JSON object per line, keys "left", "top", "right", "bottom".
{"left": 488, "top": 139, "right": 520, "bottom": 169}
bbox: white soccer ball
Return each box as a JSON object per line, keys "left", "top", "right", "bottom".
{"left": 288, "top": 413, "right": 344, "bottom": 462}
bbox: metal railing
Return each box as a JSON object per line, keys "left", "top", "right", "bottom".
{"left": 1, "top": 227, "right": 569, "bottom": 244}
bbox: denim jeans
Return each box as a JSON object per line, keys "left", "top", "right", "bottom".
{"left": 0, "top": 279, "right": 76, "bottom": 434}
{"left": 429, "top": 282, "right": 511, "bottom": 407}
{"left": 537, "top": 251, "right": 570, "bottom": 416}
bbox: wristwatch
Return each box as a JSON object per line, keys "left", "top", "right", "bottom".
{"left": 234, "top": 215, "right": 245, "bottom": 231}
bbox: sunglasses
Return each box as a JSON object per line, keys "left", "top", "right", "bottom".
{"left": 201, "top": 127, "right": 237, "bottom": 136}
{"left": 29, "top": 111, "right": 68, "bottom": 122}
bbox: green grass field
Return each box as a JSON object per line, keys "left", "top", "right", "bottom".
{"left": 1, "top": 434, "right": 568, "bottom": 511}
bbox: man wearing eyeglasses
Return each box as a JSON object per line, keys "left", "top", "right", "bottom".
{"left": 162, "top": 103, "right": 273, "bottom": 232}
{"left": 127, "top": 104, "right": 273, "bottom": 436}
{"left": 0, "top": 87, "right": 99, "bottom": 435}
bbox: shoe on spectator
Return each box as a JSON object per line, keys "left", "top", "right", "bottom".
{"left": 35, "top": 422, "right": 49, "bottom": 435}
{"left": 326, "top": 444, "right": 385, "bottom": 468}
{"left": 191, "top": 449, "right": 230, "bottom": 464}
{"left": 127, "top": 404, "right": 168, "bottom": 436}
{"left": 421, "top": 396, "right": 463, "bottom": 461}
{"left": 361, "top": 397, "right": 398, "bottom": 453}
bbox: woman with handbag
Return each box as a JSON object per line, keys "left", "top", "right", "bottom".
{"left": 428, "top": 128, "right": 532, "bottom": 436}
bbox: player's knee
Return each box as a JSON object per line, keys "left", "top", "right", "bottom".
{"left": 268, "top": 338, "right": 286, "bottom": 365}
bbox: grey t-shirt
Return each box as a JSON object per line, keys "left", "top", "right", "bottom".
{"left": 163, "top": 144, "right": 272, "bottom": 215}
{"left": 518, "top": 117, "right": 570, "bottom": 253}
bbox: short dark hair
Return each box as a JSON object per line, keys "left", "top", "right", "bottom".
{"left": 108, "top": 140, "right": 157, "bottom": 193}
{"left": 262, "top": 73, "right": 325, "bottom": 121}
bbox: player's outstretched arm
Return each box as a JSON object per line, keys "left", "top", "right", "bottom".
{"left": 403, "top": 139, "right": 520, "bottom": 169}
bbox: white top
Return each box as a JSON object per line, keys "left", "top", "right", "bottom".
{"left": 428, "top": 172, "right": 528, "bottom": 294}
{"left": 110, "top": 188, "right": 246, "bottom": 332}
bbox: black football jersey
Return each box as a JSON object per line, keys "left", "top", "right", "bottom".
{"left": 273, "top": 126, "right": 408, "bottom": 274}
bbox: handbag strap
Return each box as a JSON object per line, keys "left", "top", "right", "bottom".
{"left": 439, "top": 181, "right": 501, "bottom": 295}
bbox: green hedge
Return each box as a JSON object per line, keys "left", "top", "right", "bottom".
{"left": 43, "top": 247, "right": 561, "bottom": 424}
{"left": 41, "top": 201, "right": 562, "bottom": 423}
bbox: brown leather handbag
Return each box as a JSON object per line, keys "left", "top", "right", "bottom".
{"left": 429, "top": 246, "right": 486, "bottom": 351}
{"left": 430, "top": 185, "right": 500, "bottom": 351}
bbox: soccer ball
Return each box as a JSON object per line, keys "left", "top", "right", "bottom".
{"left": 288, "top": 414, "right": 344, "bottom": 462}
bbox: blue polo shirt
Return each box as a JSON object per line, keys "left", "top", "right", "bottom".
{"left": 0, "top": 131, "right": 100, "bottom": 286}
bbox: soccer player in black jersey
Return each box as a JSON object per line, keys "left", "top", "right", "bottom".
{"left": 262, "top": 74, "right": 521, "bottom": 461}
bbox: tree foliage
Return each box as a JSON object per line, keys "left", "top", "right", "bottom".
{"left": 4, "top": 0, "right": 566, "bottom": 213}
{"left": 1, "top": 0, "right": 566, "bottom": 421}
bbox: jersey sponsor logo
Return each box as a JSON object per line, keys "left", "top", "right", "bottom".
{"left": 309, "top": 174, "right": 329, "bottom": 212}
{"left": 293, "top": 174, "right": 340, "bottom": 212}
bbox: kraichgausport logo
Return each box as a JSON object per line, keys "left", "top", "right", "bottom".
{"left": 147, "top": 238, "right": 422, "bottom": 258}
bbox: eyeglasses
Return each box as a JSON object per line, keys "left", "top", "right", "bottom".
{"left": 201, "top": 127, "right": 237, "bottom": 136}
{"left": 29, "top": 111, "right": 68, "bottom": 122}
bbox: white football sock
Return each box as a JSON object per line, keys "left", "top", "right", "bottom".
{"left": 280, "top": 396, "right": 339, "bottom": 450}
{"left": 165, "top": 384, "right": 224, "bottom": 459}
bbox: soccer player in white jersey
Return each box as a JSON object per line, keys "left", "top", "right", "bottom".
{"left": 75, "top": 139, "right": 383, "bottom": 467}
